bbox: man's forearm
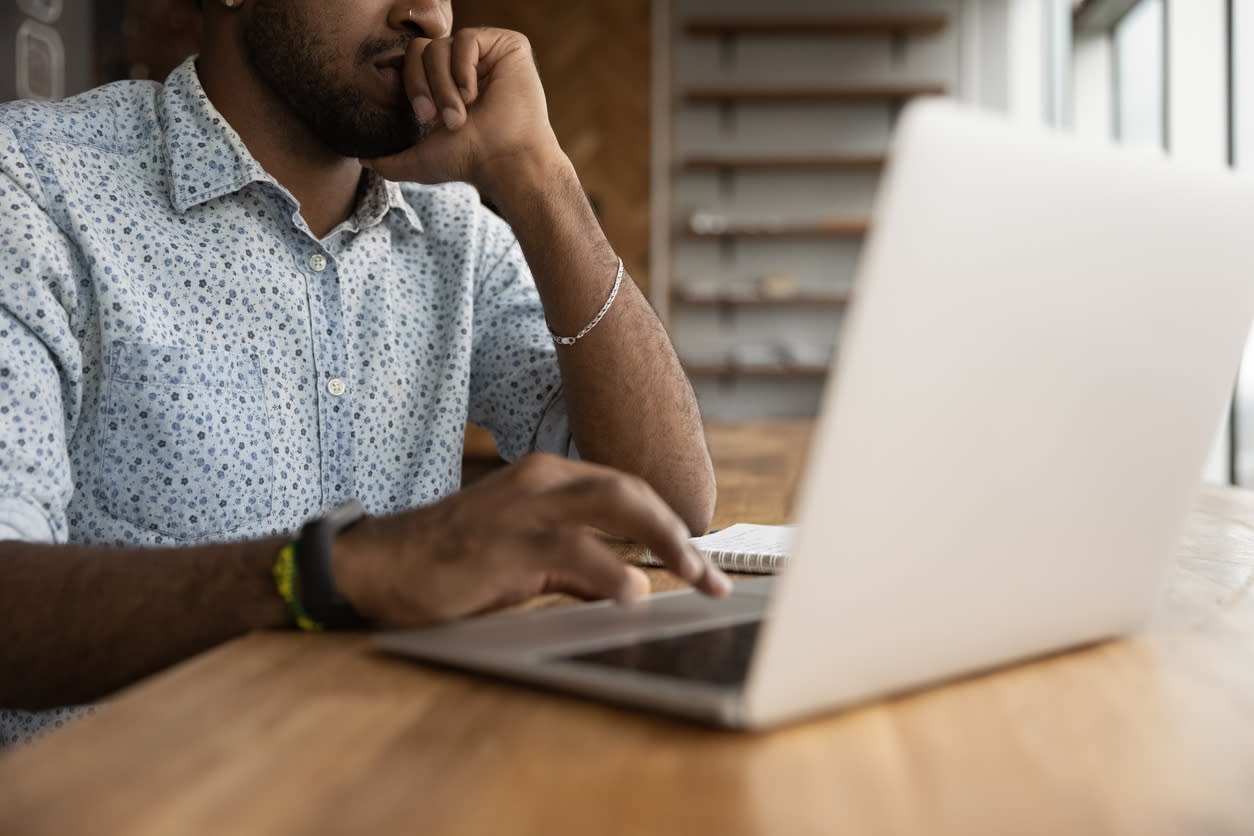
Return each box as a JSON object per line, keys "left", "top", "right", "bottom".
{"left": 0, "top": 537, "right": 289, "bottom": 709}
{"left": 483, "top": 153, "right": 716, "bottom": 534}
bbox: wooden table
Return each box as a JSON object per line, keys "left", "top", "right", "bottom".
{"left": 2, "top": 420, "right": 1254, "bottom": 835}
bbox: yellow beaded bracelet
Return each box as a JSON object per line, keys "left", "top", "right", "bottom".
{"left": 272, "top": 540, "right": 325, "bottom": 632}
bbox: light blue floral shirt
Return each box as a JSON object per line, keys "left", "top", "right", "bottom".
{"left": 0, "top": 58, "right": 573, "bottom": 745}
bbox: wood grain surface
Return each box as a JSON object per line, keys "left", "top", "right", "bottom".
{"left": 455, "top": 0, "right": 653, "bottom": 294}
{"left": 2, "top": 421, "right": 1254, "bottom": 836}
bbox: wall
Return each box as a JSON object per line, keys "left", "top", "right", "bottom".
{"left": 454, "top": 0, "right": 653, "bottom": 294}
{"left": 962, "top": 0, "right": 1073, "bottom": 126}
{"left": 450, "top": 0, "right": 654, "bottom": 460}
{"left": 1072, "top": 29, "right": 1113, "bottom": 138}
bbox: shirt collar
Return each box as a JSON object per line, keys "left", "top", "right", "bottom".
{"left": 344, "top": 173, "right": 424, "bottom": 234}
{"left": 159, "top": 57, "right": 423, "bottom": 235}
{"left": 383, "top": 179, "right": 423, "bottom": 231}
{"left": 160, "top": 57, "right": 273, "bottom": 213}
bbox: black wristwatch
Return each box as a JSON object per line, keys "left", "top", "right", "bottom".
{"left": 296, "top": 498, "right": 369, "bottom": 629}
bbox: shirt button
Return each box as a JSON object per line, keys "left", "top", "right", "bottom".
{"left": 309, "top": 253, "right": 328, "bottom": 272}
{"left": 327, "top": 378, "right": 346, "bottom": 397}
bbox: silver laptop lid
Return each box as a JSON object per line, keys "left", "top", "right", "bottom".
{"left": 743, "top": 99, "right": 1254, "bottom": 727}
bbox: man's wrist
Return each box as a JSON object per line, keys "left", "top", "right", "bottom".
{"left": 475, "top": 146, "right": 576, "bottom": 221}
{"left": 328, "top": 513, "right": 383, "bottom": 622}
{"left": 287, "top": 500, "right": 370, "bottom": 629}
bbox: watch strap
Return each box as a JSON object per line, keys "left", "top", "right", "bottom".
{"left": 294, "top": 498, "right": 368, "bottom": 629}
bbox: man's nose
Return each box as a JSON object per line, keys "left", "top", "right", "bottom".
{"left": 386, "top": 0, "right": 452, "bottom": 40}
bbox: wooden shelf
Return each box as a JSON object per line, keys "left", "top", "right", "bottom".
{"left": 661, "top": 7, "right": 953, "bottom": 415}
{"left": 684, "top": 220, "right": 869, "bottom": 239}
{"left": 684, "top": 364, "right": 830, "bottom": 379}
{"left": 680, "top": 154, "right": 887, "bottom": 173}
{"left": 684, "top": 84, "right": 946, "bottom": 105}
{"left": 672, "top": 289, "right": 851, "bottom": 307}
{"left": 685, "top": 15, "right": 948, "bottom": 38}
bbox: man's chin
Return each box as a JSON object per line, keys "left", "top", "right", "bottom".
{"left": 327, "top": 114, "right": 428, "bottom": 161}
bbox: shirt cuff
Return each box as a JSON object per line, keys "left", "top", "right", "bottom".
{"left": 532, "top": 390, "right": 580, "bottom": 460}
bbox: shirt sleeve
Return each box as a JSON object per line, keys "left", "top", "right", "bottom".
{"left": 0, "top": 124, "right": 82, "bottom": 543}
{"left": 465, "top": 209, "right": 578, "bottom": 462}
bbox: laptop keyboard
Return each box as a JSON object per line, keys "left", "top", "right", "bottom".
{"left": 560, "top": 620, "right": 762, "bottom": 686}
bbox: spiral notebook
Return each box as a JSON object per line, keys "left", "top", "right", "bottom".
{"left": 637, "top": 523, "right": 797, "bottom": 574}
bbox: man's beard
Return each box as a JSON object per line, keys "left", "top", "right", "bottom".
{"left": 243, "top": 2, "right": 427, "bottom": 159}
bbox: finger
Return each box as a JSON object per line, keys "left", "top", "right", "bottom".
{"left": 484, "top": 455, "right": 731, "bottom": 596}
{"left": 403, "top": 38, "right": 439, "bottom": 125}
{"left": 534, "top": 530, "right": 643, "bottom": 605}
{"left": 450, "top": 29, "right": 482, "bottom": 105}
{"left": 420, "top": 37, "right": 466, "bottom": 130}
{"left": 530, "top": 474, "right": 732, "bottom": 598}
{"left": 625, "top": 565, "right": 652, "bottom": 598}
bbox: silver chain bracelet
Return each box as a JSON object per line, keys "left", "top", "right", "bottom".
{"left": 549, "top": 256, "right": 624, "bottom": 346}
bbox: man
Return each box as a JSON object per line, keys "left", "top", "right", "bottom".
{"left": 0, "top": 0, "right": 727, "bottom": 745}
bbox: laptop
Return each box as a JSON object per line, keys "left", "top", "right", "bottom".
{"left": 374, "top": 99, "right": 1254, "bottom": 729}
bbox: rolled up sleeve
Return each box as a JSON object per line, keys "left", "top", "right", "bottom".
{"left": 466, "top": 214, "right": 574, "bottom": 463}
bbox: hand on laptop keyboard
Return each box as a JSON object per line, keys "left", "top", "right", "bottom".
{"left": 331, "top": 453, "right": 732, "bottom": 628}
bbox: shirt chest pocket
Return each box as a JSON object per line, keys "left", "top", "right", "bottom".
{"left": 95, "top": 342, "right": 274, "bottom": 541}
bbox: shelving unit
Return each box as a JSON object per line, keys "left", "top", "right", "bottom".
{"left": 671, "top": 289, "right": 852, "bottom": 307}
{"left": 681, "top": 220, "right": 870, "bottom": 239}
{"left": 682, "top": 364, "right": 831, "bottom": 379}
{"left": 654, "top": 0, "right": 962, "bottom": 420}
{"left": 683, "top": 83, "right": 947, "bottom": 104}
{"left": 680, "top": 154, "right": 888, "bottom": 173}
{"left": 684, "top": 15, "right": 949, "bottom": 38}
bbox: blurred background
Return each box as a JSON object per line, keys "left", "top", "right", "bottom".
{"left": 3, "top": 0, "right": 1253, "bottom": 486}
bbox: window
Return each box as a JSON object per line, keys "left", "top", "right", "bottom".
{"left": 1076, "top": 0, "right": 1238, "bottom": 484}
{"left": 1112, "top": 0, "right": 1165, "bottom": 148}
{"left": 1231, "top": 0, "right": 1254, "bottom": 485}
